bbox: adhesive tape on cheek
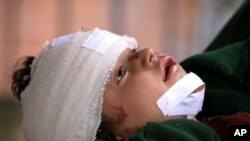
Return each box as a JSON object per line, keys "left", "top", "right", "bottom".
{"left": 156, "top": 72, "right": 205, "bottom": 116}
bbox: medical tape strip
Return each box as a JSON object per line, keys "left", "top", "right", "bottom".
{"left": 51, "top": 33, "right": 76, "bottom": 47}
{"left": 51, "top": 28, "right": 122, "bottom": 55}
{"left": 82, "top": 28, "right": 120, "bottom": 54}
{"left": 168, "top": 87, "right": 205, "bottom": 117}
{"left": 156, "top": 72, "right": 205, "bottom": 116}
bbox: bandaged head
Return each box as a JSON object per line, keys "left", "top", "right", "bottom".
{"left": 21, "top": 28, "right": 137, "bottom": 141}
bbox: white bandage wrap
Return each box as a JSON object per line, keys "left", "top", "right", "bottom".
{"left": 156, "top": 72, "right": 205, "bottom": 118}
{"left": 21, "top": 28, "right": 137, "bottom": 141}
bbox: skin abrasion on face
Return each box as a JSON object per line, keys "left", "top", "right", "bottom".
{"left": 102, "top": 47, "right": 187, "bottom": 139}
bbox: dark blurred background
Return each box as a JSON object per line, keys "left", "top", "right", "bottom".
{"left": 0, "top": 0, "right": 245, "bottom": 140}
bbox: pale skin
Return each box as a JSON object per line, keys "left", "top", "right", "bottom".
{"left": 102, "top": 47, "right": 188, "bottom": 140}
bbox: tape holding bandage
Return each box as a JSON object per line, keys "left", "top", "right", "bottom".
{"left": 156, "top": 72, "right": 205, "bottom": 118}
{"left": 82, "top": 28, "right": 120, "bottom": 54}
{"left": 51, "top": 28, "right": 122, "bottom": 55}
{"left": 51, "top": 33, "right": 76, "bottom": 47}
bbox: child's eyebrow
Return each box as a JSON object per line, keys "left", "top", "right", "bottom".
{"left": 110, "top": 49, "right": 131, "bottom": 86}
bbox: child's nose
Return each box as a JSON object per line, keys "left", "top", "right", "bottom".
{"left": 138, "top": 48, "right": 156, "bottom": 69}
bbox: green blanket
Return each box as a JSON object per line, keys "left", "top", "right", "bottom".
{"left": 182, "top": 38, "right": 250, "bottom": 120}
{"left": 130, "top": 119, "right": 221, "bottom": 141}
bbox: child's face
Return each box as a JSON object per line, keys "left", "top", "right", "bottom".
{"left": 102, "top": 48, "right": 187, "bottom": 139}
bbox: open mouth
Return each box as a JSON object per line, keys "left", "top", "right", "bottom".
{"left": 164, "top": 67, "right": 170, "bottom": 81}
{"left": 162, "top": 56, "right": 177, "bottom": 82}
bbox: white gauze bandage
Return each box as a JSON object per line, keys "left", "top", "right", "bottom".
{"left": 156, "top": 72, "right": 205, "bottom": 119}
{"left": 21, "top": 28, "right": 137, "bottom": 141}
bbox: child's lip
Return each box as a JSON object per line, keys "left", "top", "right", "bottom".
{"left": 165, "top": 64, "right": 178, "bottom": 81}
{"left": 160, "top": 55, "right": 177, "bottom": 82}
